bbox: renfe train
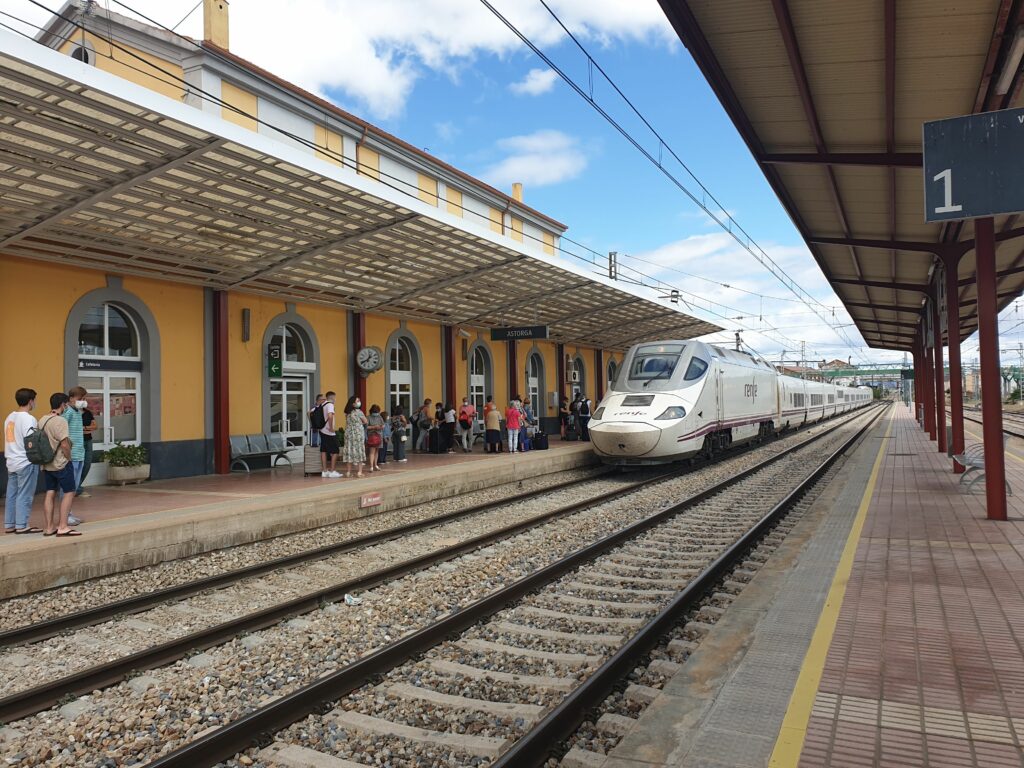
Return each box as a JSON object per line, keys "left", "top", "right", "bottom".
{"left": 589, "top": 340, "right": 872, "bottom": 465}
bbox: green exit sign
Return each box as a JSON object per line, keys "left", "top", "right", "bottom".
{"left": 268, "top": 346, "right": 282, "bottom": 377}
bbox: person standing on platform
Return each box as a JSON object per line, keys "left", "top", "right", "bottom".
{"left": 366, "top": 404, "right": 384, "bottom": 472}
{"left": 379, "top": 410, "right": 391, "bottom": 465}
{"left": 390, "top": 407, "right": 409, "bottom": 462}
{"left": 415, "top": 399, "right": 433, "bottom": 452}
{"left": 442, "top": 403, "right": 457, "bottom": 454}
{"left": 319, "top": 391, "right": 341, "bottom": 478}
{"left": 4, "top": 388, "right": 41, "bottom": 535}
{"left": 40, "top": 393, "right": 80, "bottom": 536}
{"left": 61, "top": 386, "right": 87, "bottom": 526}
{"left": 484, "top": 398, "right": 501, "bottom": 454}
{"left": 578, "top": 394, "right": 593, "bottom": 441}
{"left": 308, "top": 393, "right": 326, "bottom": 448}
{"left": 458, "top": 396, "right": 477, "bottom": 453}
{"left": 559, "top": 395, "right": 570, "bottom": 438}
{"left": 76, "top": 400, "right": 97, "bottom": 498}
{"left": 505, "top": 400, "right": 522, "bottom": 453}
{"left": 343, "top": 395, "right": 367, "bottom": 478}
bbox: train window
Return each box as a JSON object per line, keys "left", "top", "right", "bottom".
{"left": 629, "top": 344, "right": 685, "bottom": 381}
{"left": 684, "top": 357, "right": 708, "bottom": 381}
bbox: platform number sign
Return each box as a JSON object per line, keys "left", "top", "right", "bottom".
{"left": 923, "top": 107, "right": 1024, "bottom": 223}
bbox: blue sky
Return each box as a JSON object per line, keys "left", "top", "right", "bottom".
{"left": 13, "top": 0, "right": 1019, "bottom": 367}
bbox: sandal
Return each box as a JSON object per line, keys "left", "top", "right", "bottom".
{"left": 55, "top": 530, "right": 83, "bottom": 537}
{"left": 43, "top": 530, "right": 57, "bottom": 536}
{"left": 14, "top": 527, "right": 43, "bottom": 534}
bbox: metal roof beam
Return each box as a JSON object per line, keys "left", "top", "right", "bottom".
{"left": 759, "top": 152, "right": 921, "bottom": 167}
{"left": 364, "top": 255, "right": 522, "bottom": 311}
{"left": 833, "top": 278, "right": 927, "bottom": 293}
{"left": 0, "top": 138, "right": 227, "bottom": 250}
{"left": 456, "top": 281, "right": 591, "bottom": 324}
{"left": 542, "top": 299, "right": 639, "bottom": 327}
{"left": 845, "top": 302, "right": 923, "bottom": 314}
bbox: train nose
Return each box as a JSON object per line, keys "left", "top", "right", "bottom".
{"left": 590, "top": 422, "right": 661, "bottom": 456}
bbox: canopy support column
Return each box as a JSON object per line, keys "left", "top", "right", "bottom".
{"left": 922, "top": 334, "right": 936, "bottom": 440}
{"left": 975, "top": 217, "right": 1007, "bottom": 520}
{"left": 507, "top": 340, "right": 518, "bottom": 405}
{"left": 443, "top": 325, "right": 456, "bottom": 409}
{"left": 213, "top": 290, "right": 230, "bottom": 475}
{"left": 944, "top": 253, "right": 965, "bottom": 472}
{"left": 932, "top": 287, "right": 947, "bottom": 454}
{"left": 351, "top": 312, "right": 366, "bottom": 407}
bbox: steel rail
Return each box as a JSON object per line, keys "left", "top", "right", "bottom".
{"left": 963, "top": 413, "right": 1024, "bottom": 439}
{"left": 1, "top": 467, "right": 618, "bottom": 647}
{"left": 140, "top": 404, "right": 884, "bottom": 768}
{"left": 492, "top": 403, "right": 888, "bottom": 767}
{"left": 0, "top": 465, "right": 677, "bottom": 723}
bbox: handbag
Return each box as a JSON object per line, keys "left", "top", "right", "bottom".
{"left": 366, "top": 431, "right": 382, "bottom": 448}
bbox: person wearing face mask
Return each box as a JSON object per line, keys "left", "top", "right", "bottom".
{"left": 342, "top": 395, "right": 368, "bottom": 478}
{"left": 457, "top": 396, "right": 477, "bottom": 453}
{"left": 4, "top": 388, "right": 42, "bottom": 535}
{"left": 319, "top": 391, "right": 341, "bottom": 478}
{"left": 60, "top": 386, "right": 88, "bottom": 525}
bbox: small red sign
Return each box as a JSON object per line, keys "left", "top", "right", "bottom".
{"left": 360, "top": 491, "right": 382, "bottom": 509}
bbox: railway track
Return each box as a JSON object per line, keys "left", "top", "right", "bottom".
{"left": 963, "top": 406, "right": 1024, "bottom": 439}
{"left": 120, "top": 404, "right": 884, "bottom": 768}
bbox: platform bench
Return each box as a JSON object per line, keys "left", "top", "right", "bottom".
{"left": 954, "top": 434, "right": 1012, "bottom": 496}
{"left": 230, "top": 433, "right": 293, "bottom": 473}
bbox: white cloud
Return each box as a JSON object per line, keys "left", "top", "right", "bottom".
{"left": 482, "top": 129, "right": 587, "bottom": 188}
{"left": 12, "top": 0, "right": 675, "bottom": 120}
{"left": 509, "top": 68, "right": 558, "bottom": 96}
{"left": 434, "top": 120, "right": 460, "bottom": 142}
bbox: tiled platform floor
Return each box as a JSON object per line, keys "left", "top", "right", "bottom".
{"left": 1, "top": 439, "right": 584, "bottom": 532}
{"left": 798, "top": 406, "right": 1024, "bottom": 767}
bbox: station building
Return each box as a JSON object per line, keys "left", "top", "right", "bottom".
{"left": 0, "top": 1, "right": 717, "bottom": 483}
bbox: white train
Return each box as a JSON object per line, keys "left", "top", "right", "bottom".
{"left": 589, "top": 340, "right": 872, "bottom": 465}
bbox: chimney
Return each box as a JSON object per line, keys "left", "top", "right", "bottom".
{"left": 203, "top": 0, "right": 229, "bottom": 49}
{"left": 511, "top": 182, "right": 523, "bottom": 202}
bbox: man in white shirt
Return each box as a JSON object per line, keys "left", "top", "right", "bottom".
{"left": 4, "top": 388, "right": 41, "bottom": 535}
{"left": 319, "top": 391, "right": 341, "bottom": 478}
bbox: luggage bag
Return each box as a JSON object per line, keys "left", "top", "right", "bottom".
{"left": 303, "top": 444, "right": 322, "bottom": 476}
{"left": 533, "top": 432, "right": 549, "bottom": 450}
{"left": 428, "top": 427, "right": 443, "bottom": 454}
{"left": 563, "top": 427, "right": 579, "bottom": 442}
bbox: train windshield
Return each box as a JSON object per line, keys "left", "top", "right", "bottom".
{"left": 628, "top": 344, "right": 686, "bottom": 382}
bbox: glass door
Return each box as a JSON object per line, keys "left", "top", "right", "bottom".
{"left": 469, "top": 347, "right": 487, "bottom": 429}
{"left": 270, "top": 376, "right": 308, "bottom": 457}
{"left": 79, "top": 373, "right": 141, "bottom": 449}
{"left": 527, "top": 355, "right": 541, "bottom": 417}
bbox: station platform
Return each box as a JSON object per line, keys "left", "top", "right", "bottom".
{"left": 0, "top": 441, "right": 596, "bottom": 598}
{"left": 602, "top": 405, "right": 1024, "bottom": 768}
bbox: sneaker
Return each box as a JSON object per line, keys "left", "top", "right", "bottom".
{"left": 328, "top": 471, "right": 342, "bottom": 478}
{"left": 398, "top": 458, "right": 408, "bottom": 462}
{"left": 76, "top": 491, "right": 92, "bottom": 498}
{"left": 321, "top": 471, "right": 329, "bottom": 478}
{"left": 67, "top": 515, "right": 82, "bottom": 526}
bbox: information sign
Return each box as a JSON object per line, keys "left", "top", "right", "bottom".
{"left": 267, "top": 346, "right": 282, "bottom": 377}
{"left": 923, "top": 107, "right": 1024, "bottom": 223}
{"left": 490, "top": 325, "right": 549, "bottom": 342}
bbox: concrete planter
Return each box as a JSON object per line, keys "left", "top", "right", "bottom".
{"left": 107, "top": 463, "right": 150, "bottom": 486}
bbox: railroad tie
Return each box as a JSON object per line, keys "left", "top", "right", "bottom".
{"left": 427, "top": 658, "right": 576, "bottom": 691}
{"left": 456, "top": 638, "right": 600, "bottom": 667}
{"left": 258, "top": 742, "right": 366, "bottom": 768}
{"left": 383, "top": 682, "right": 544, "bottom": 722}
{"left": 493, "top": 620, "right": 624, "bottom": 647}
{"left": 515, "top": 605, "right": 644, "bottom": 628}
{"left": 330, "top": 710, "right": 510, "bottom": 759}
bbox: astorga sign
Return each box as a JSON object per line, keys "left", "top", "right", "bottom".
{"left": 923, "top": 107, "right": 1024, "bottom": 223}
{"left": 490, "top": 325, "right": 549, "bottom": 341}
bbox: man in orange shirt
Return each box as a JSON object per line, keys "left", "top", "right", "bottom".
{"left": 457, "top": 396, "right": 477, "bottom": 453}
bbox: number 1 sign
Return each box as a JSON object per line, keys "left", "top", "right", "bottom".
{"left": 922, "top": 107, "right": 1024, "bottom": 223}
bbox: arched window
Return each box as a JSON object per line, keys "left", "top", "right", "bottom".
{"left": 607, "top": 359, "right": 618, "bottom": 390}
{"left": 468, "top": 344, "right": 491, "bottom": 422}
{"left": 389, "top": 337, "right": 415, "bottom": 417}
{"left": 269, "top": 323, "right": 308, "bottom": 364}
{"left": 527, "top": 352, "right": 545, "bottom": 417}
{"left": 77, "top": 303, "right": 142, "bottom": 447}
{"left": 570, "top": 355, "right": 586, "bottom": 398}
{"left": 263, "top": 314, "right": 318, "bottom": 449}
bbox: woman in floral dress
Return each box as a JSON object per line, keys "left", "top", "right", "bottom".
{"left": 342, "top": 395, "right": 368, "bottom": 477}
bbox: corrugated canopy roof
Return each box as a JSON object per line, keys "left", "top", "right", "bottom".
{"left": 0, "top": 32, "right": 719, "bottom": 350}
{"left": 659, "top": 0, "right": 1024, "bottom": 352}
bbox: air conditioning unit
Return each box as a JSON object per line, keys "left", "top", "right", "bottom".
{"left": 569, "top": 370, "right": 581, "bottom": 383}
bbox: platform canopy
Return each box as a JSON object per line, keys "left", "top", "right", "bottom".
{"left": 0, "top": 32, "right": 718, "bottom": 351}
{"left": 659, "top": 0, "right": 1024, "bottom": 352}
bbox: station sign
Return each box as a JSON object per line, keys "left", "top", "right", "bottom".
{"left": 360, "top": 491, "right": 382, "bottom": 508}
{"left": 78, "top": 359, "right": 143, "bottom": 372}
{"left": 923, "top": 106, "right": 1024, "bottom": 223}
{"left": 490, "top": 325, "right": 549, "bottom": 342}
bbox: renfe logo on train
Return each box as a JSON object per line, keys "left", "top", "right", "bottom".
{"left": 744, "top": 383, "right": 758, "bottom": 399}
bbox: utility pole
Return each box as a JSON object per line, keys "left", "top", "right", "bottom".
{"left": 800, "top": 340, "right": 806, "bottom": 368}
{"left": 734, "top": 331, "right": 741, "bottom": 351}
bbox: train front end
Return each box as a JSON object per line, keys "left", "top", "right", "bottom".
{"left": 589, "top": 341, "right": 712, "bottom": 465}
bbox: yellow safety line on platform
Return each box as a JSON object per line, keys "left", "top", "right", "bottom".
{"left": 767, "top": 408, "right": 893, "bottom": 768}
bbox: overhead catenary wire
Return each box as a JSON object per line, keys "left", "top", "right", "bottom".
{"left": 10, "top": 0, "right": 831, "bottom": 354}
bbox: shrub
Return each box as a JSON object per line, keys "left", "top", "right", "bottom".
{"left": 104, "top": 442, "right": 148, "bottom": 467}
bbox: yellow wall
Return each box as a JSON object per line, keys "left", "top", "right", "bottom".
{"left": 58, "top": 31, "right": 184, "bottom": 100}
{"left": 221, "top": 81, "right": 258, "bottom": 131}
{"left": 510, "top": 217, "right": 524, "bottom": 243}
{"left": 227, "top": 293, "right": 349, "bottom": 434}
{"left": 314, "top": 124, "right": 343, "bottom": 166}
{"left": 542, "top": 232, "right": 556, "bottom": 256}
{"left": 418, "top": 174, "right": 438, "bottom": 207}
{"left": 358, "top": 145, "right": 380, "bottom": 180}
{"left": 0, "top": 255, "right": 204, "bottom": 443}
{"left": 489, "top": 207, "right": 503, "bottom": 234}
{"left": 446, "top": 188, "right": 463, "bottom": 217}
{"left": 362, "top": 315, "right": 444, "bottom": 410}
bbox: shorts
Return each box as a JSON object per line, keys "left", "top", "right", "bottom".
{"left": 319, "top": 433, "right": 340, "bottom": 456}
{"left": 44, "top": 463, "right": 77, "bottom": 494}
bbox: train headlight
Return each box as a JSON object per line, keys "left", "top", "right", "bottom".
{"left": 592, "top": 407, "right": 605, "bottom": 420}
{"left": 655, "top": 406, "right": 687, "bottom": 420}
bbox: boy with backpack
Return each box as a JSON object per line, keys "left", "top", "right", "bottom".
{"left": 24, "top": 393, "right": 81, "bottom": 536}
{"left": 308, "top": 393, "right": 326, "bottom": 447}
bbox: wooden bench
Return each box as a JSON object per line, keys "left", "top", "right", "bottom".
{"left": 954, "top": 434, "right": 1012, "bottom": 496}
{"left": 229, "top": 433, "right": 293, "bottom": 473}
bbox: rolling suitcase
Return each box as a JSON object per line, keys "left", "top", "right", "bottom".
{"left": 303, "top": 444, "right": 322, "bottom": 476}
{"left": 428, "top": 427, "right": 443, "bottom": 454}
{"left": 563, "top": 427, "right": 579, "bottom": 442}
{"left": 533, "top": 432, "right": 549, "bottom": 450}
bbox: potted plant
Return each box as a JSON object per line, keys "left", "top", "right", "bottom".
{"left": 105, "top": 442, "right": 150, "bottom": 485}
